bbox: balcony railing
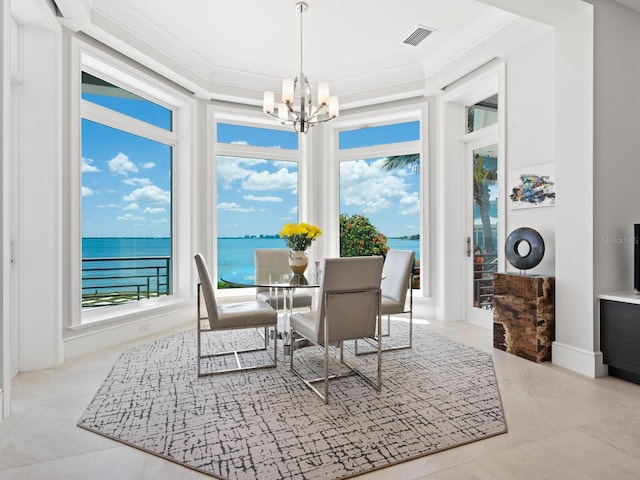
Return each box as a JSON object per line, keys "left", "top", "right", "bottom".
{"left": 82, "top": 256, "right": 172, "bottom": 308}
{"left": 474, "top": 253, "right": 498, "bottom": 309}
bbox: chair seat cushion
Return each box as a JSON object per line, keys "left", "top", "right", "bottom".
{"left": 218, "top": 301, "right": 277, "bottom": 329}
{"left": 256, "top": 290, "right": 313, "bottom": 309}
{"left": 290, "top": 310, "right": 321, "bottom": 344}
{"left": 381, "top": 295, "right": 404, "bottom": 315}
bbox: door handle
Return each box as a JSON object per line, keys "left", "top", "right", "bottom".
{"left": 466, "top": 237, "right": 471, "bottom": 257}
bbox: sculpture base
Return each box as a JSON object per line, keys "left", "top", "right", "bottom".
{"left": 493, "top": 273, "right": 555, "bottom": 363}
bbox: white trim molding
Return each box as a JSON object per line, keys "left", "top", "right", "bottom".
{"left": 552, "top": 341, "right": 608, "bottom": 378}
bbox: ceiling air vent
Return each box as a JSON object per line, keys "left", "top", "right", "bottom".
{"left": 402, "top": 26, "right": 435, "bottom": 46}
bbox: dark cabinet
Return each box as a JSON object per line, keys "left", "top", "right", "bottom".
{"left": 600, "top": 298, "right": 640, "bottom": 385}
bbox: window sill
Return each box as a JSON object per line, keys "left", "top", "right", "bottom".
{"left": 68, "top": 297, "right": 192, "bottom": 333}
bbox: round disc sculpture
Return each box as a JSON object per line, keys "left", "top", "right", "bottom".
{"left": 505, "top": 227, "right": 545, "bottom": 271}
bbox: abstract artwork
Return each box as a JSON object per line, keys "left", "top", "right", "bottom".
{"left": 508, "top": 162, "right": 556, "bottom": 209}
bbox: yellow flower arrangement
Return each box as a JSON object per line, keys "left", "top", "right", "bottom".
{"left": 279, "top": 222, "right": 322, "bottom": 251}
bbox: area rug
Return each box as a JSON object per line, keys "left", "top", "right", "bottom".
{"left": 78, "top": 324, "right": 507, "bottom": 480}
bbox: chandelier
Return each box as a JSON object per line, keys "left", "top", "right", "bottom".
{"left": 262, "top": 2, "right": 339, "bottom": 134}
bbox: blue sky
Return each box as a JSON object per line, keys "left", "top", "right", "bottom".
{"left": 81, "top": 119, "right": 172, "bottom": 238}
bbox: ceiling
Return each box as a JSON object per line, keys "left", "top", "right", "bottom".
{"left": 14, "top": 0, "right": 607, "bottom": 108}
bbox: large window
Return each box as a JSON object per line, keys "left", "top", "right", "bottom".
{"left": 214, "top": 122, "right": 300, "bottom": 286}
{"left": 337, "top": 117, "right": 423, "bottom": 289}
{"left": 80, "top": 70, "right": 176, "bottom": 309}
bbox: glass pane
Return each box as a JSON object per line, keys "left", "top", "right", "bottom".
{"left": 217, "top": 123, "right": 298, "bottom": 149}
{"left": 82, "top": 72, "right": 173, "bottom": 131}
{"left": 339, "top": 121, "right": 420, "bottom": 149}
{"left": 81, "top": 119, "right": 173, "bottom": 308}
{"left": 339, "top": 154, "right": 421, "bottom": 287}
{"left": 216, "top": 156, "right": 299, "bottom": 285}
{"left": 472, "top": 144, "right": 498, "bottom": 310}
{"left": 466, "top": 94, "right": 498, "bottom": 134}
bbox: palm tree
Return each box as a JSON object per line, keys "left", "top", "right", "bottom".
{"left": 380, "top": 154, "right": 420, "bottom": 173}
{"left": 473, "top": 153, "right": 497, "bottom": 253}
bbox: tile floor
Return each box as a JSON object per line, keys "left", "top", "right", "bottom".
{"left": 1, "top": 320, "right": 639, "bottom": 480}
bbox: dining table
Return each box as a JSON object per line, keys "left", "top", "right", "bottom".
{"left": 220, "top": 270, "right": 321, "bottom": 354}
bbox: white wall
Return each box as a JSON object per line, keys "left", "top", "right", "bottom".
{"left": 553, "top": 5, "right": 599, "bottom": 376}
{"left": 16, "top": 24, "right": 64, "bottom": 371}
{"left": 1, "top": 0, "right": 11, "bottom": 419}
{"left": 504, "top": 30, "right": 557, "bottom": 277}
{"left": 591, "top": 0, "right": 640, "bottom": 296}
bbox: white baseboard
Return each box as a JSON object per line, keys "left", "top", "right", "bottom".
{"left": 552, "top": 341, "right": 608, "bottom": 378}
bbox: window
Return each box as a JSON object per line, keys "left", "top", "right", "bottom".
{"left": 466, "top": 94, "right": 498, "bottom": 133}
{"left": 214, "top": 122, "right": 300, "bottom": 286}
{"left": 80, "top": 69, "right": 176, "bottom": 310}
{"left": 336, "top": 117, "right": 423, "bottom": 289}
{"left": 339, "top": 121, "right": 420, "bottom": 149}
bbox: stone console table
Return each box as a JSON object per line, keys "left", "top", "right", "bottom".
{"left": 493, "top": 273, "right": 555, "bottom": 362}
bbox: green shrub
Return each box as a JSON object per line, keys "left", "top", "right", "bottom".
{"left": 339, "top": 213, "right": 389, "bottom": 257}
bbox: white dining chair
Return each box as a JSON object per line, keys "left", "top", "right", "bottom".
{"left": 254, "top": 248, "right": 313, "bottom": 311}
{"left": 289, "top": 256, "right": 383, "bottom": 404}
{"left": 194, "top": 253, "right": 278, "bottom": 376}
{"left": 355, "top": 249, "right": 415, "bottom": 354}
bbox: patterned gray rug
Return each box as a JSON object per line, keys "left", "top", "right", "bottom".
{"left": 78, "top": 324, "right": 507, "bottom": 480}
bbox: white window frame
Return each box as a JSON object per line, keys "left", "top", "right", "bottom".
{"left": 327, "top": 101, "right": 428, "bottom": 296}
{"left": 69, "top": 38, "right": 194, "bottom": 328}
{"left": 208, "top": 104, "right": 304, "bottom": 296}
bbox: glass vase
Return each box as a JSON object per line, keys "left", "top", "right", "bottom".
{"left": 289, "top": 249, "right": 309, "bottom": 275}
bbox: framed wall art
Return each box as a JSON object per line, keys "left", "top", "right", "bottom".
{"left": 508, "top": 162, "right": 556, "bottom": 209}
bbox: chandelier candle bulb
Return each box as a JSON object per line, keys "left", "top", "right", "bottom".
{"left": 263, "top": 91, "right": 274, "bottom": 114}
{"left": 282, "top": 79, "right": 295, "bottom": 103}
{"left": 317, "top": 82, "right": 330, "bottom": 105}
{"left": 329, "top": 96, "right": 339, "bottom": 117}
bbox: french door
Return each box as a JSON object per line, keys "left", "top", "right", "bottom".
{"left": 464, "top": 133, "right": 499, "bottom": 327}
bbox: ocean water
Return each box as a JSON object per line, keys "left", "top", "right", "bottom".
{"left": 82, "top": 237, "right": 173, "bottom": 294}
{"left": 216, "top": 237, "right": 420, "bottom": 281}
{"left": 82, "top": 237, "right": 420, "bottom": 288}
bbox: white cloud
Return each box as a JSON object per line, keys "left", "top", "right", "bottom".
{"left": 123, "top": 203, "right": 139, "bottom": 211}
{"left": 108, "top": 153, "right": 138, "bottom": 175}
{"left": 244, "top": 194, "right": 283, "bottom": 203}
{"left": 230, "top": 140, "right": 249, "bottom": 146}
{"left": 117, "top": 213, "right": 145, "bottom": 221}
{"left": 152, "top": 218, "right": 169, "bottom": 224}
{"left": 241, "top": 167, "right": 297, "bottom": 191}
{"left": 123, "top": 185, "right": 170, "bottom": 204}
{"left": 97, "top": 203, "right": 121, "bottom": 208}
{"left": 144, "top": 207, "right": 166, "bottom": 214}
{"left": 81, "top": 186, "right": 94, "bottom": 196}
{"left": 82, "top": 158, "right": 100, "bottom": 173}
{"left": 218, "top": 202, "right": 255, "bottom": 213}
{"left": 398, "top": 191, "right": 420, "bottom": 215}
{"left": 339, "top": 159, "right": 414, "bottom": 214}
{"left": 124, "top": 177, "right": 152, "bottom": 186}
{"left": 216, "top": 156, "right": 268, "bottom": 188}
{"left": 142, "top": 162, "right": 156, "bottom": 169}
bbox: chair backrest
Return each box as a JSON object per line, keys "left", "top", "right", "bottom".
{"left": 194, "top": 253, "right": 219, "bottom": 326}
{"left": 381, "top": 249, "right": 415, "bottom": 304}
{"left": 254, "top": 249, "right": 292, "bottom": 293}
{"left": 316, "top": 256, "right": 384, "bottom": 343}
